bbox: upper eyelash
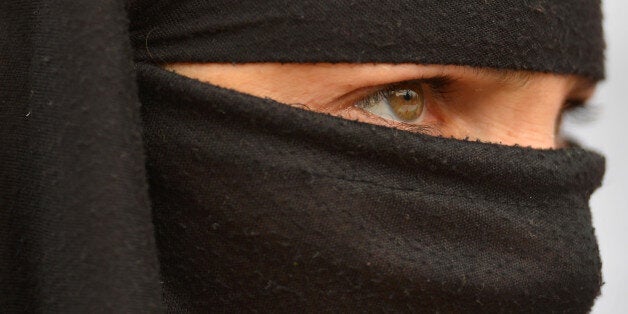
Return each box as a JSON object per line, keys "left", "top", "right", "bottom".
{"left": 422, "top": 76, "right": 456, "bottom": 101}
{"left": 561, "top": 99, "right": 597, "bottom": 123}
{"left": 355, "top": 75, "right": 456, "bottom": 109}
{"left": 355, "top": 89, "right": 387, "bottom": 109}
{"left": 422, "top": 76, "right": 455, "bottom": 92}
{"left": 563, "top": 99, "right": 587, "bottom": 111}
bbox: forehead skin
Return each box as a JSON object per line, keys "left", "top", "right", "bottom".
{"left": 163, "top": 63, "right": 596, "bottom": 148}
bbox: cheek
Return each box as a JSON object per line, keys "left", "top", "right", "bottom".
{"left": 432, "top": 84, "right": 566, "bottom": 149}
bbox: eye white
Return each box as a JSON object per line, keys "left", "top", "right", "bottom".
{"left": 355, "top": 85, "right": 425, "bottom": 123}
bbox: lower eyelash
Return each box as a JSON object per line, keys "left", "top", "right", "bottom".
{"left": 562, "top": 101, "right": 598, "bottom": 123}
{"left": 355, "top": 90, "right": 388, "bottom": 109}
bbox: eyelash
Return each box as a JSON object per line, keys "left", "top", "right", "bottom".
{"left": 563, "top": 99, "right": 588, "bottom": 111}
{"left": 351, "top": 77, "right": 454, "bottom": 121}
{"left": 353, "top": 83, "right": 421, "bottom": 123}
{"left": 348, "top": 75, "right": 594, "bottom": 137}
{"left": 561, "top": 99, "right": 596, "bottom": 123}
{"left": 357, "top": 77, "right": 589, "bottom": 111}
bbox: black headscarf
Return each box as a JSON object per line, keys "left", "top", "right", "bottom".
{"left": 1, "top": 1, "right": 605, "bottom": 312}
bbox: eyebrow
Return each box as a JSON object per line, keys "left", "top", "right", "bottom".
{"left": 470, "top": 68, "right": 535, "bottom": 87}
{"left": 471, "top": 67, "right": 597, "bottom": 94}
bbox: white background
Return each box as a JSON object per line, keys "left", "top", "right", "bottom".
{"left": 564, "top": 1, "right": 628, "bottom": 312}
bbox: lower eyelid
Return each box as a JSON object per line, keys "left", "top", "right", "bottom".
{"left": 324, "top": 79, "right": 451, "bottom": 134}
{"left": 356, "top": 84, "right": 426, "bottom": 120}
{"left": 349, "top": 96, "right": 442, "bottom": 134}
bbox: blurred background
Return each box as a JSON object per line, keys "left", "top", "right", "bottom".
{"left": 563, "top": 1, "right": 628, "bottom": 312}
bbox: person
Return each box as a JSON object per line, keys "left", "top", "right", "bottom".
{"left": 1, "top": 1, "right": 606, "bottom": 312}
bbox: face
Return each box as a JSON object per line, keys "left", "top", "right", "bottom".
{"left": 164, "top": 63, "right": 595, "bottom": 149}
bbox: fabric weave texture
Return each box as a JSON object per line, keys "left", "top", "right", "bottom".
{"left": 128, "top": 0, "right": 606, "bottom": 80}
{"left": 139, "top": 64, "right": 604, "bottom": 312}
{"left": 0, "top": 0, "right": 606, "bottom": 313}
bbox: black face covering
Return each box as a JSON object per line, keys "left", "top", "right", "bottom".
{"left": 138, "top": 63, "right": 604, "bottom": 312}
{"left": 128, "top": 0, "right": 605, "bottom": 80}
{"left": 1, "top": 1, "right": 606, "bottom": 313}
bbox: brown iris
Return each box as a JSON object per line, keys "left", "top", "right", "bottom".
{"left": 387, "top": 84, "right": 424, "bottom": 121}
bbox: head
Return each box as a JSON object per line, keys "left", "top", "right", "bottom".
{"left": 130, "top": 1, "right": 608, "bottom": 312}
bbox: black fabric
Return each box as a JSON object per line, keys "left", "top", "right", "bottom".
{"left": 0, "top": 1, "right": 162, "bottom": 312}
{"left": 128, "top": 0, "right": 606, "bottom": 80}
{"left": 1, "top": 1, "right": 605, "bottom": 313}
{"left": 138, "top": 63, "right": 604, "bottom": 312}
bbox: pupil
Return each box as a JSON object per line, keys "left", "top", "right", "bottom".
{"left": 403, "top": 91, "right": 412, "bottom": 101}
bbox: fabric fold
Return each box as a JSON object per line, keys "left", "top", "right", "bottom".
{"left": 1, "top": 2, "right": 163, "bottom": 312}
{"left": 128, "top": 0, "right": 606, "bottom": 80}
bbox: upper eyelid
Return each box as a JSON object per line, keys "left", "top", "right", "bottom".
{"left": 380, "top": 75, "right": 455, "bottom": 94}
{"left": 562, "top": 99, "right": 593, "bottom": 114}
{"left": 339, "top": 75, "right": 456, "bottom": 107}
{"left": 416, "top": 76, "right": 455, "bottom": 90}
{"left": 417, "top": 75, "right": 456, "bottom": 101}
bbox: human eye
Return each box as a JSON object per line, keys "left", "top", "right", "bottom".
{"left": 354, "top": 82, "right": 426, "bottom": 123}
{"left": 340, "top": 76, "right": 453, "bottom": 133}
